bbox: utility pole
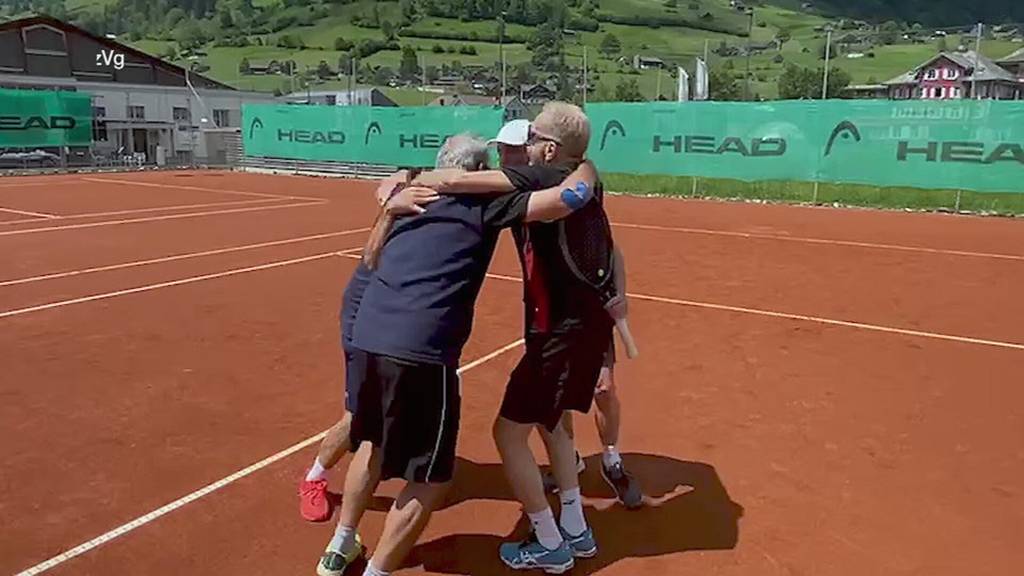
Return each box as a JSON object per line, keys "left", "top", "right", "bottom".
{"left": 972, "top": 22, "right": 983, "bottom": 99}
{"left": 744, "top": 7, "right": 754, "bottom": 101}
{"left": 822, "top": 26, "right": 833, "bottom": 99}
{"left": 499, "top": 12, "right": 507, "bottom": 101}
{"left": 582, "top": 44, "right": 588, "bottom": 106}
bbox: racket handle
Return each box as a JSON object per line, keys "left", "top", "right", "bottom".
{"left": 615, "top": 317, "right": 639, "bottom": 359}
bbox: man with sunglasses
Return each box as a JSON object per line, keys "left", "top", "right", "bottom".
{"left": 487, "top": 119, "right": 643, "bottom": 512}
{"left": 414, "top": 102, "right": 624, "bottom": 573}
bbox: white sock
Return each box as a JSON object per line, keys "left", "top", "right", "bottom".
{"left": 306, "top": 457, "right": 329, "bottom": 482}
{"left": 602, "top": 446, "right": 622, "bottom": 468}
{"left": 362, "top": 563, "right": 390, "bottom": 576}
{"left": 559, "top": 487, "right": 587, "bottom": 537}
{"left": 527, "top": 508, "right": 563, "bottom": 551}
{"left": 328, "top": 525, "right": 358, "bottom": 555}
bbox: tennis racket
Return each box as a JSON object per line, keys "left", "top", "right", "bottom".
{"left": 557, "top": 185, "right": 639, "bottom": 359}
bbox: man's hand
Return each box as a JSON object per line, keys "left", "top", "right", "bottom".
{"left": 374, "top": 171, "right": 407, "bottom": 206}
{"left": 385, "top": 186, "right": 440, "bottom": 216}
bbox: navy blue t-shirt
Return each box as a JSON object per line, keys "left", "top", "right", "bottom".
{"left": 351, "top": 193, "right": 529, "bottom": 365}
{"left": 340, "top": 262, "right": 373, "bottom": 351}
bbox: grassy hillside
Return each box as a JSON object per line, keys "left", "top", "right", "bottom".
{"left": 4, "top": 0, "right": 1022, "bottom": 100}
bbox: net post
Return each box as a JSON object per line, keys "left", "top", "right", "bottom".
{"left": 812, "top": 180, "right": 820, "bottom": 204}
{"left": 955, "top": 189, "right": 962, "bottom": 213}
{"left": 691, "top": 176, "right": 698, "bottom": 198}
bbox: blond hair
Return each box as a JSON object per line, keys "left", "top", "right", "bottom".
{"left": 533, "top": 101, "right": 591, "bottom": 159}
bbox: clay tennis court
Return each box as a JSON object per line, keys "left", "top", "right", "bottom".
{"left": 1, "top": 169, "right": 1021, "bottom": 576}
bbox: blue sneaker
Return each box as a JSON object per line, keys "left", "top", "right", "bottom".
{"left": 499, "top": 533, "right": 575, "bottom": 574}
{"left": 561, "top": 526, "right": 598, "bottom": 558}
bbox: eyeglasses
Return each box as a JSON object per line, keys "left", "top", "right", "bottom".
{"left": 527, "top": 125, "right": 562, "bottom": 146}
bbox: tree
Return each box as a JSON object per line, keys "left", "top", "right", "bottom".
{"left": 374, "top": 66, "right": 395, "bottom": 85}
{"left": 528, "top": 21, "right": 563, "bottom": 68}
{"left": 600, "top": 32, "right": 621, "bottom": 56}
{"left": 778, "top": 63, "right": 817, "bottom": 99}
{"left": 239, "top": 57, "right": 251, "bottom": 75}
{"left": 174, "top": 19, "right": 206, "bottom": 49}
{"left": 425, "top": 65, "right": 439, "bottom": 83}
{"left": 277, "top": 34, "right": 305, "bottom": 49}
{"left": 614, "top": 77, "right": 644, "bottom": 101}
{"left": 432, "top": 44, "right": 445, "bottom": 53}
{"left": 778, "top": 63, "right": 850, "bottom": 99}
{"left": 709, "top": 68, "right": 741, "bottom": 100}
{"left": 399, "top": 45, "right": 421, "bottom": 80}
{"left": 317, "top": 60, "right": 333, "bottom": 79}
{"left": 879, "top": 20, "right": 901, "bottom": 45}
{"left": 776, "top": 28, "right": 792, "bottom": 44}
{"left": 381, "top": 20, "right": 396, "bottom": 41}
{"left": 399, "top": 0, "right": 416, "bottom": 23}
{"left": 338, "top": 54, "right": 354, "bottom": 75}
{"left": 334, "top": 36, "right": 354, "bottom": 51}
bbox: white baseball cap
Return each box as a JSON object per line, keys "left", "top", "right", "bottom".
{"left": 487, "top": 119, "right": 530, "bottom": 146}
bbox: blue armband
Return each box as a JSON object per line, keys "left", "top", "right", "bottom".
{"left": 560, "top": 181, "right": 593, "bottom": 211}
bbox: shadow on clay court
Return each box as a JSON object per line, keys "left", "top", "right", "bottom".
{"left": 396, "top": 452, "right": 744, "bottom": 575}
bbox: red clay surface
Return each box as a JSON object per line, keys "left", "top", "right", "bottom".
{"left": 1, "top": 170, "right": 1021, "bottom": 576}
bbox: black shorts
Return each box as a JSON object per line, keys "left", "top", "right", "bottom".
{"left": 602, "top": 335, "right": 616, "bottom": 369}
{"left": 343, "top": 345, "right": 369, "bottom": 413}
{"left": 500, "top": 321, "right": 614, "bottom": 431}
{"left": 348, "top": 352, "right": 461, "bottom": 484}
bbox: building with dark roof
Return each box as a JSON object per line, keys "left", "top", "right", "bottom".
{"left": 0, "top": 15, "right": 274, "bottom": 164}
{"left": 882, "top": 50, "right": 1023, "bottom": 100}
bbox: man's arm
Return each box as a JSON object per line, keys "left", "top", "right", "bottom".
{"left": 374, "top": 169, "right": 409, "bottom": 206}
{"left": 362, "top": 186, "right": 439, "bottom": 269}
{"left": 413, "top": 169, "right": 517, "bottom": 194}
{"left": 521, "top": 160, "right": 598, "bottom": 223}
{"left": 607, "top": 245, "right": 628, "bottom": 319}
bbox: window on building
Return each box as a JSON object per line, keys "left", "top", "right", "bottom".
{"left": 943, "top": 68, "right": 959, "bottom": 80}
{"left": 92, "top": 121, "right": 107, "bottom": 142}
{"left": 213, "top": 109, "right": 231, "bottom": 127}
{"left": 173, "top": 107, "right": 190, "bottom": 122}
{"left": 953, "top": 86, "right": 962, "bottom": 98}
{"left": 925, "top": 69, "right": 940, "bottom": 80}
{"left": 93, "top": 106, "right": 106, "bottom": 118}
{"left": 934, "top": 87, "right": 944, "bottom": 98}
{"left": 128, "top": 105, "right": 145, "bottom": 119}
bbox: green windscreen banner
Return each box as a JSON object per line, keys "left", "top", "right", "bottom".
{"left": 0, "top": 88, "right": 93, "bottom": 147}
{"left": 585, "top": 100, "right": 1024, "bottom": 193}
{"left": 242, "top": 104, "right": 504, "bottom": 167}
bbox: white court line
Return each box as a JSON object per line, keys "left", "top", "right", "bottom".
{"left": 0, "top": 197, "right": 279, "bottom": 226}
{"left": 0, "top": 228, "right": 371, "bottom": 287}
{"left": 611, "top": 221, "right": 1024, "bottom": 263}
{"left": 0, "top": 206, "right": 59, "bottom": 219}
{"left": 0, "top": 200, "right": 327, "bottom": 237}
{"left": 437, "top": 263, "right": 1024, "bottom": 352}
{"left": 0, "top": 248, "right": 362, "bottom": 319}
{"left": 83, "top": 177, "right": 325, "bottom": 203}
{"left": 11, "top": 337, "right": 524, "bottom": 576}
{"left": 0, "top": 181, "right": 79, "bottom": 189}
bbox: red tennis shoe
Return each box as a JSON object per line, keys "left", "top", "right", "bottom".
{"left": 299, "top": 472, "right": 331, "bottom": 522}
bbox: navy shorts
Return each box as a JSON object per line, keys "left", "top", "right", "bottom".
{"left": 343, "top": 345, "right": 369, "bottom": 413}
{"left": 348, "top": 353, "right": 461, "bottom": 484}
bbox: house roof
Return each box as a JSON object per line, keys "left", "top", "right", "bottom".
{"left": 997, "top": 47, "right": 1024, "bottom": 64}
{"left": 0, "top": 15, "right": 234, "bottom": 90}
{"left": 884, "top": 51, "right": 1017, "bottom": 85}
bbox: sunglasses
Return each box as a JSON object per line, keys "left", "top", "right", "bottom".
{"left": 527, "top": 125, "right": 562, "bottom": 146}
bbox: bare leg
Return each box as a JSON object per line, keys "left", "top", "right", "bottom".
{"left": 593, "top": 367, "right": 620, "bottom": 447}
{"left": 493, "top": 417, "right": 549, "bottom": 513}
{"left": 560, "top": 411, "right": 575, "bottom": 442}
{"left": 338, "top": 442, "right": 383, "bottom": 530}
{"left": 366, "top": 481, "right": 451, "bottom": 572}
{"left": 538, "top": 419, "right": 580, "bottom": 495}
{"left": 317, "top": 411, "right": 353, "bottom": 469}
